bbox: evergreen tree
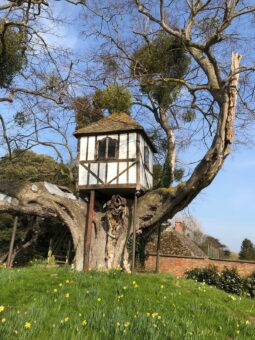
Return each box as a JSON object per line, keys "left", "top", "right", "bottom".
{"left": 239, "top": 239, "right": 255, "bottom": 261}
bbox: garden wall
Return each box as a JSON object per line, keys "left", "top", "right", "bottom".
{"left": 145, "top": 254, "right": 255, "bottom": 276}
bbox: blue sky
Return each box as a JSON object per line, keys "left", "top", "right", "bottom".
{"left": 190, "top": 145, "right": 255, "bottom": 252}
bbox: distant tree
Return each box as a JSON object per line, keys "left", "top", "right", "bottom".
{"left": 93, "top": 84, "right": 132, "bottom": 115}
{"left": 72, "top": 95, "right": 104, "bottom": 129}
{"left": 0, "top": 150, "right": 74, "bottom": 189}
{"left": 131, "top": 32, "right": 190, "bottom": 186}
{"left": 0, "top": 20, "right": 27, "bottom": 88}
{"left": 239, "top": 239, "right": 255, "bottom": 261}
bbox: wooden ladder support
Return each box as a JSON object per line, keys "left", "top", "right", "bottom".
{"left": 83, "top": 190, "right": 95, "bottom": 272}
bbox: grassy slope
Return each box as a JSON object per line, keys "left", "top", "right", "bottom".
{"left": 0, "top": 267, "right": 254, "bottom": 340}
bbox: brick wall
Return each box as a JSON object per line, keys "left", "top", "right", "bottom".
{"left": 145, "top": 254, "right": 255, "bottom": 277}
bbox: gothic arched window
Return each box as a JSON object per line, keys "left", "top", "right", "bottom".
{"left": 97, "top": 137, "right": 118, "bottom": 160}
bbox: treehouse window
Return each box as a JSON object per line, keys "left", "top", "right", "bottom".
{"left": 144, "top": 145, "right": 150, "bottom": 168}
{"left": 97, "top": 137, "right": 118, "bottom": 160}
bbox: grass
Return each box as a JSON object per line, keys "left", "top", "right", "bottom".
{"left": 0, "top": 266, "right": 255, "bottom": 339}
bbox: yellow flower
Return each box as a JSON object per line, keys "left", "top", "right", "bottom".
{"left": 123, "top": 286, "right": 127, "bottom": 290}
{"left": 160, "top": 285, "right": 164, "bottom": 289}
{"left": 82, "top": 320, "right": 87, "bottom": 326}
{"left": 59, "top": 283, "right": 63, "bottom": 287}
{"left": 124, "top": 321, "right": 130, "bottom": 328}
{"left": 237, "top": 330, "right": 240, "bottom": 334}
{"left": 97, "top": 297, "right": 101, "bottom": 302}
{"left": 0, "top": 306, "right": 4, "bottom": 313}
{"left": 245, "top": 320, "right": 250, "bottom": 325}
{"left": 116, "top": 321, "right": 120, "bottom": 327}
{"left": 64, "top": 317, "right": 69, "bottom": 322}
{"left": 65, "top": 293, "right": 70, "bottom": 299}
{"left": 53, "top": 289, "right": 58, "bottom": 293}
{"left": 2, "top": 318, "right": 6, "bottom": 323}
{"left": 134, "top": 284, "right": 139, "bottom": 288}
{"left": 14, "top": 330, "right": 18, "bottom": 335}
{"left": 24, "top": 322, "right": 32, "bottom": 329}
{"left": 66, "top": 280, "right": 70, "bottom": 284}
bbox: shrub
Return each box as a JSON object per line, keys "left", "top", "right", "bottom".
{"left": 185, "top": 266, "right": 255, "bottom": 297}
{"left": 243, "top": 271, "right": 255, "bottom": 297}
{"left": 185, "top": 266, "right": 220, "bottom": 286}
{"left": 217, "top": 268, "right": 243, "bottom": 295}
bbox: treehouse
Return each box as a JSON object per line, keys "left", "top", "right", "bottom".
{"left": 74, "top": 112, "right": 156, "bottom": 195}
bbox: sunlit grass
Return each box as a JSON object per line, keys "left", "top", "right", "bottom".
{"left": 0, "top": 267, "right": 255, "bottom": 339}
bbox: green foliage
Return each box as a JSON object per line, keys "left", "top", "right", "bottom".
{"left": 239, "top": 239, "right": 255, "bottom": 261}
{"left": 132, "top": 32, "right": 190, "bottom": 108}
{"left": 1, "top": 268, "right": 255, "bottom": 339}
{"left": 0, "top": 22, "right": 27, "bottom": 88}
{"left": 186, "top": 266, "right": 220, "bottom": 286}
{"left": 72, "top": 95, "right": 104, "bottom": 129}
{"left": 186, "top": 266, "right": 255, "bottom": 297}
{"left": 0, "top": 150, "right": 73, "bottom": 188}
{"left": 174, "top": 168, "right": 185, "bottom": 182}
{"left": 182, "top": 110, "right": 196, "bottom": 122}
{"left": 93, "top": 84, "right": 132, "bottom": 114}
{"left": 153, "top": 164, "right": 162, "bottom": 188}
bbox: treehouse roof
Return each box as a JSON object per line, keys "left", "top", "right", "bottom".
{"left": 74, "top": 112, "right": 157, "bottom": 152}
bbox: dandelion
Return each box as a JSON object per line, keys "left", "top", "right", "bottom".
{"left": 245, "top": 320, "right": 250, "bottom": 325}
{"left": 79, "top": 313, "right": 82, "bottom": 317}
{"left": 237, "top": 330, "right": 240, "bottom": 334}
{"left": 146, "top": 312, "right": 150, "bottom": 317}
{"left": 66, "top": 280, "right": 70, "bottom": 284}
{"left": 65, "top": 293, "right": 70, "bottom": 299}
{"left": 124, "top": 321, "right": 130, "bottom": 328}
{"left": 14, "top": 330, "right": 18, "bottom": 335}
{"left": 64, "top": 317, "right": 69, "bottom": 322}
{"left": 0, "top": 306, "right": 4, "bottom": 313}
{"left": 97, "top": 297, "right": 101, "bottom": 302}
{"left": 59, "top": 283, "right": 63, "bottom": 287}
{"left": 132, "top": 281, "right": 136, "bottom": 285}
{"left": 123, "top": 286, "right": 127, "bottom": 290}
{"left": 53, "top": 289, "right": 58, "bottom": 293}
{"left": 134, "top": 284, "right": 139, "bottom": 288}
{"left": 160, "top": 285, "right": 164, "bottom": 289}
{"left": 82, "top": 320, "right": 87, "bottom": 326}
{"left": 24, "top": 322, "right": 32, "bottom": 329}
{"left": 1, "top": 318, "right": 6, "bottom": 323}
{"left": 116, "top": 321, "right": 120, "bottom": 327}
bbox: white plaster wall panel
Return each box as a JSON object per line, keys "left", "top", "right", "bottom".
{"left": 89, "top": 163, "right": 98, "bottom": 185}
{"left": 149, "top": 148, "right": 153, "bottom": 172}
{"left": 107, "top": 162, "right": 118, "bottom": 184}
{"left": 78, "top": 165, "right": 88, "bottom": 185}
{"left": 79, "top": 137, "right": 87, "bottom": 161}
{"left": 119, "top": 162, "right": 127, "bottom": 184}
{"left": 140, "top": 135, "right": 145, "bottom": 160}
{"left": 128, "top": 162, "right": 136, "bottom": 184}
{"left": 119, "top": 134, "right": 127, "bottom": 159}
{"left": 99, "top": 162, "right": 106, "bottom": 183}
{"left": 97, "top": 135, "right": 106, "bottom": 141}
{"left": 87, "top": 136, "right": 95, "bottom": 160}
{"left": 145, "top": 169, "right": 153, "bottom": 188}
{"left": 128, "top": 133, "right": 136, "bottom": 159}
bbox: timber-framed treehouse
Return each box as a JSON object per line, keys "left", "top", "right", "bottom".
{"left": 74, "top": 112, "right": 156, "bottom": 195}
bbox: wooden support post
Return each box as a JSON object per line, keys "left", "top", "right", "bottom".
{"left": 83, "top": 190, "right": 95, "bottom": 272}
{"left": 155, "top": 224, "right": 162, "bottom": 273}
{"left": 6, "top": 216, "right": 18, "bottom": 268}
{"left": 131, "top": 192, "right": 138, "bottom": 274}
{"left": 66, "top": 239, "right": 72, "bottom": 264}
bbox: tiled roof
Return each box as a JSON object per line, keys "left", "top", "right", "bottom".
{"left": 146, "top": 230, "right": 206, "bottom": 258}
{"left": 73, "top": 112, "right": 143, "bottom": 136}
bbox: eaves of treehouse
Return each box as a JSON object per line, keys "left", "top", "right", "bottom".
{"left": 74, "top": 112, "right": 157, "bottom": 196}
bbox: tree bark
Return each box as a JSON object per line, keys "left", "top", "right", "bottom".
{"left": 0, "top": 54, "right": 241, "bottom": 271}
